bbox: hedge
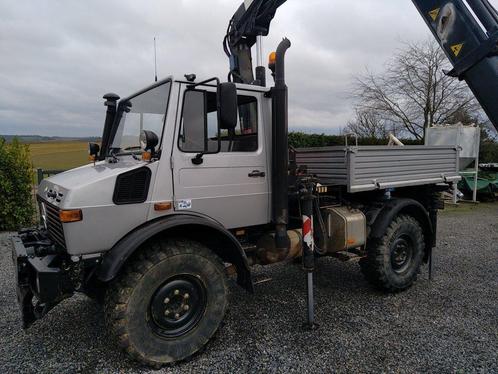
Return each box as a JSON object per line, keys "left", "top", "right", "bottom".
{"left": 0, "top": 138, "right": 34, "bottom": 230}
{"left": 288, "top": 132, "right": 498, "bottom": 163}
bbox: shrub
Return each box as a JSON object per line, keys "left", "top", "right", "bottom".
{"left": 288, "top": 132, "right": 422, "bottom": 148}
{"left": 480, "top": 141, "right": 498, "bottom": 163}
{"left": 0, "top": 138, "right": 35, "bottom": 230}
{"left": 480, "top": 128, "right": 498, "bottom": 164}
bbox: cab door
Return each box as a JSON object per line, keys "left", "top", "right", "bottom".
{"left": 171, "top": 84, "right": 270, "bottom": 229}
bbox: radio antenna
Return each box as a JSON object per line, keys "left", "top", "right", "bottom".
{"left": 153, "top": 37, "right": 158, "bottom": 82}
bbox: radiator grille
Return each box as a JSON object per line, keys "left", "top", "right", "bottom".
{"left": 113, "top": 167, "right": 151, "bottom": 205}
{"left": 39, "top": 199, "right": 66, "bottom": 249}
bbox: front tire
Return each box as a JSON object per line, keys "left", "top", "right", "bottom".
{"left": 105, "top": 239, "right": 228, "bottom": 367}
{"left": 360, "top": 215, "right": 425, "bottom": 292}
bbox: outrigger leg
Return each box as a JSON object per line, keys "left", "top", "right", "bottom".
{"left": 300, "top": 182, "right": 318, "bottom": 330}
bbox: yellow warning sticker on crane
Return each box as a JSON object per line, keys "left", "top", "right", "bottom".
{"left": 429, "top": 8, "right": 440, "bottom": 21}
{"left": 451, "top": 43, "right": 464, "bottom": 57}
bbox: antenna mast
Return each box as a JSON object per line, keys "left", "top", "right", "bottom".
{"left": 154, "top": 37, "right": 158, "bottom": 82}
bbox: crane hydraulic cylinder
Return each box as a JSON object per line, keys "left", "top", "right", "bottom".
{"left": 412, "top": 0, "right": 498, "bottom": 132}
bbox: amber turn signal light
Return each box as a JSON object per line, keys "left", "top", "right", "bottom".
{"left": 59, "top": 209, "right": 83, "bottom": 223}
{"left": 268, "top": 51, "right": 276, "bottom": 69}
{"left": 154, "top": 201, "right": 172, "bottom": 211}
{"left": 142, "top": 151, "right": 152, "bottom": 161}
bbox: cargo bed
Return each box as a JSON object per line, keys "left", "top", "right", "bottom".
{"left": 294, "top": 145, "right": 461, "bottom": 193}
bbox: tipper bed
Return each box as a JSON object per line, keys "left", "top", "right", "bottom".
{"left": 294, "top": 145, "right": 461, "bottom": 193}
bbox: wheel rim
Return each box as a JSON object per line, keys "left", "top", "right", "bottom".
{"left": 390, "top": 234, "right": 414, "bottom": 274}
{"left": 149, "top": 275, "right": 207, "bottom": 338}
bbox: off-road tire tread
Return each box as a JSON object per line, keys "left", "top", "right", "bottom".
{"left": 104, "top": 238, "right": 228, "bottom": 367}
{"left": 360, "top": 215, "right": 424, "bottom": 292}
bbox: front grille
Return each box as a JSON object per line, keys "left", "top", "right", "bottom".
{"left": 39, "top": 198, "right": 66, "bottom": 249}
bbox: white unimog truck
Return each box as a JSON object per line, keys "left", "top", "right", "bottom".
{"left": 12, "top": 0, "right": 498, "bottom": 367}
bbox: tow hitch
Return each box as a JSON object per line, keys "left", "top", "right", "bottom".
{"left": 11, "top": 229, "right": 74, "bottom": 328}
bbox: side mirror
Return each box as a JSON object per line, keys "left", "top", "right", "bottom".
{"left": 218, "top": 82, "right": 238, "bottom": 130}
{"left": 88, "top": 142, "right": 100, "bottom": 159}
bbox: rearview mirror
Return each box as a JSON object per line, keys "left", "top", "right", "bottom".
{"left": 88, "top": 142, "right": 100, "bottom": 158}
{"left": 218, "top": 82, "right": 237, "bottom": 130}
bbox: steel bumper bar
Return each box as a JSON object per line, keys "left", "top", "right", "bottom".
{"left": 11, "top": 231, "right": 72, "bottom": 329}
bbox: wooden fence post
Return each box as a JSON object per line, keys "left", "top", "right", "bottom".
{"left": 36, "top": 168, "right": 44, "bottom": 185}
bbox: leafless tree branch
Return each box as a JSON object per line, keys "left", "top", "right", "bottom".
{"left": 350, "top": 40, "right": 476, "bottom": 139}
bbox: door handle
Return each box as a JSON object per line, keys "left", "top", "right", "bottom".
{"left": 248, "top": 170, "right": 266, "bottom": 178}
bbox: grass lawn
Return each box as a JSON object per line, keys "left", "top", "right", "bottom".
{"left": 28, "top": 141, "right": 90, "bottom": 170}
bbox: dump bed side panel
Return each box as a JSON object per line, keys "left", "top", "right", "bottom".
{"left": 294, "top": 147, "right": 348, "bottom": 186}
{"left": 349, "top": 146, "right": 460, "bottom": 192}
{"left": 294, "top": 146, "right": 460, "bottom": 192}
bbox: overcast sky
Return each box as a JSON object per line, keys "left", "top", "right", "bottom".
{"left": 1, "top": 0, "right": 490, "bottom": 137}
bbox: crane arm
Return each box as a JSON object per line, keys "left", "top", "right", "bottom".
{"left": 223, "top": 0, "right": 286, "bottom": 84}
{"left": 412, "top": 0, "right": 498, "bottom": 132}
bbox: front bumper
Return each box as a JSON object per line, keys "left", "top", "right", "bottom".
{"left": 11, "top": 229, "right": 74, "bottom": 328}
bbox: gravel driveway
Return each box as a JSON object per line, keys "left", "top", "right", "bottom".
{"left": 1, "top": 204, "right": 497, "bottom": 373}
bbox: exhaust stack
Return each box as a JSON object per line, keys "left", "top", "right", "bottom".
{"left": 272, "top": 38, "right": 291, "bottom": 251}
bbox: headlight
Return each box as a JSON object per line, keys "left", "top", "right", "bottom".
{"left": 140, "top": 130, "right": 159, "bottom": 152}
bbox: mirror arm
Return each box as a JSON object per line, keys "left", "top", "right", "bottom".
{"left": 187, "top": 77, "right": 220, "bottom": 90}
{"left": 191, "top": 152, "right": 204, "bottom": 165}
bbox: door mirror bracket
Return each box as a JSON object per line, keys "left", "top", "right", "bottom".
{"left": 192, "top": 153, "right": 204, "bottom": 165}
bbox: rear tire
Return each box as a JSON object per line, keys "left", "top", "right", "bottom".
{"left": 104, "top": 238, "right": 228, "bottom": 367}
{"left": 360, "top": 215, "right": 425, "bottom": 292}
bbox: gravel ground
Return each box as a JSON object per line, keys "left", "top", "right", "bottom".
{"left": 0, "top": 203, "right": 497, "bottom": 373}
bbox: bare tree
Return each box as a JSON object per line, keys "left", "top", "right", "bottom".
{"left": 345, "top": 108, "right": 404, "bottom": 138}
{"left": 345, "top": 109, "right": 387, "bottom": 138}
{"left": 352, "top": 40, "right": 477, "bottom": 140}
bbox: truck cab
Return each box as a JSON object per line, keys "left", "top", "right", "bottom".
{"left": 38, "top": 77, "right": 273, "bottom": 257}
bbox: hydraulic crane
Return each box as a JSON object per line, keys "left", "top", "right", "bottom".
{"left": 223, "top": 0, "right": 286, "bottom": 85}
{"left": 225, "top": 0, "right": 498, "bottom": 132}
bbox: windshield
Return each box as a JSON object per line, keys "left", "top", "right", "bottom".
{"left": 111, "top": 81, "right": 171, "bottom": 154}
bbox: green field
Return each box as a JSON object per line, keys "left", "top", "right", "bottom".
{"left": 28, "top": 141, "right": 90, "bottom": 170}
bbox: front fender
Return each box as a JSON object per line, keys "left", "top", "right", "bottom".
{"left": 96, "top": 213, "right": 253, "bottom": 292}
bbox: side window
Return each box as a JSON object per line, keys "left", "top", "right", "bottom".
{"left": 179, "top": 90, "right": 258, "bottom": 153}
{"left": 231, "top": 95, "right": 258, "bottom": 152}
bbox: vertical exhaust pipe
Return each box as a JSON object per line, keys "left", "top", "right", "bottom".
{"left": 99, "top": 93, "right": 120, "bottom": 160}
{"left": 272, "top": 38, "right": 291, "bottom": 251}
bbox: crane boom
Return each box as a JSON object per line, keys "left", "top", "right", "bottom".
{"left": 412, "top": 0, "right": 498, "bottom": 131}
{"left": 224, "top": 0, "right": 286, "bottom": 84}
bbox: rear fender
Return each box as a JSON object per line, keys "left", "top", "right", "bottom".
{"left": 368, "top": 198, "right": 434, "bottom": 263}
